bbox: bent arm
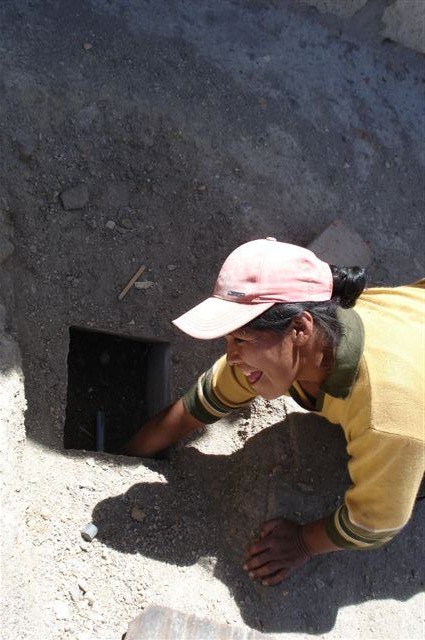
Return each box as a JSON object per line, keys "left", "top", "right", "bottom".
{"left": 121, "top": 354, "right": 257, "bottom": 458}
{"left": 120, "top": 398, "right": 203, "bottom": 458}
{"left": 325, "top": 430, "right": 424, "bottom": 549}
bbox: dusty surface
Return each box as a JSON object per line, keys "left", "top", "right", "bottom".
{"left": 0, "top": 1, "right": 424, "bottom": 639}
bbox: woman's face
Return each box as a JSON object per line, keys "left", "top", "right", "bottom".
{"left": 224, "top": 327, "right": 300, "bottom": 400}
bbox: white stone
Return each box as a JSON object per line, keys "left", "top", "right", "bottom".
{"left": 382, "top": 0, "right": 425, "bottom": 54}
{"left": 308, "top": 219, "right": 372, "bottom": 267}
{"left": 134, "top": 281, "right": 155, "bottom": 290}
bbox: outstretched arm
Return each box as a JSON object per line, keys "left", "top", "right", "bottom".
{"left": 120, "top": 398, "right": 204, "bottom": 458}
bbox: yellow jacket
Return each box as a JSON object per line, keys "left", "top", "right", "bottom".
{"left": 183, "top": 281, "right": 425, "bottom": 548}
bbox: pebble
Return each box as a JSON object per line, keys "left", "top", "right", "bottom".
{"left": 105, "top": 220, "right": 116, "bottom": 230}
{"left": 119, "top": 218, "right": 133, "bottom": 229}
{"left": 81, "top": 522, "right": 98, "bottom": 542}
{"left": 134, "top": 281, "right": 155, "bottom": 290}
{"left": 69, "top": 585, "right": 82, "bottom": 602}
{"left": 60, "top": 183, "right": 89, "bottom": 210}
{"left": 130, "top": 505, "right": 146, "bottom": 522}
{"left": 83, "top": 42, "right": 93, "bottom": 50}
{"left": 167, "top": 264, "right": 177, "bottom": 271}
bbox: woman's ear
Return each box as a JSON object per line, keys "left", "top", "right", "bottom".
{"left": 291, "top": 312, "right": 314, "bottom": 345}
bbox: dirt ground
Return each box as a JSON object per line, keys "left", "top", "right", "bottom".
{"left": 0, "top": 1, "right": 424, "bottom": 639}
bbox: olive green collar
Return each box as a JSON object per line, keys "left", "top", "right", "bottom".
{"left": 289, "top": 307, "right": 364, "bottom": 411}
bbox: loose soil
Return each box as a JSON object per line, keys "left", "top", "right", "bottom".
{"left": 1, "top": 1, "right": 424, "bottom": 639}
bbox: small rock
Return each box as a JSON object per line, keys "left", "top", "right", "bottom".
{"left": 130, "top": 505, "right": 146, "bottom": 522}
{"left": 315, "top": 578, "right": 325, "bottom": 589}
{"left": 120, "top": 218, "right": 133, "bottom": 229}
{"left": 116, "top": 225, "right": 127, "bottom": 234}
{"left": 134, "top": 281, "right": 155, "bottom": 290}
{"left": 81, "top": 522, "right": 98, "bottom": 542}
{"left": 167, "top": 264, "right": 177, "bottom": 271}
{"left": 83, "top": 42, "right": 93, "bottom": 50}
{"left": 84, "top": 591, "right": 96, "bottom": 606}
{"left": 53, "top": 601, "right": 70, "bottom": 620}
{"left": 60, "top": 183, "right": 89, "bottom": 210}
{"left": 105, "top": 220, "right": 116, "bottom": 230}
{"left": 308, "top": 219, "right": 372, "bottom": 268}
{"left": 69, "top": 585, "right": 82, "bottom": 602}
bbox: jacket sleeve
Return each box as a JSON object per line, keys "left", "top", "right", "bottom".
{"left": 325, "top": 428, "right": 424, "bottom": 549}
{"left": 182, "top": 354, "right": 258, "bottom": 424}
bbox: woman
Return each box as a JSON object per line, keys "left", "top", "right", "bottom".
{"left": 123, "top": 238, "right": 424, "bottom": 585}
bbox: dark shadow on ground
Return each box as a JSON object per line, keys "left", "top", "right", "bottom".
{"left": 92, "top": 414, "right": 424, "bottom": 634}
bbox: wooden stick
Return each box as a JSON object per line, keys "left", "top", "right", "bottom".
{"left": 118, "top": 264, "right": 146, "bottom": 301}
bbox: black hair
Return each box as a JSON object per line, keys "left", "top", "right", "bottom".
{"left": 329, "top": 265, "right": 367, "bottom": 309}
{"left": 244, "top": 265, "right": 367, "bottom": 348}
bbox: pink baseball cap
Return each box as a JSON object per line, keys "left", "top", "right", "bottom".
{"left": 172, "top": 238, "right": 333, "bottom": 339}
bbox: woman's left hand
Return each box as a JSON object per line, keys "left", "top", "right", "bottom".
{"left": 243, "top": 517, "right": 312, "bottom": 585}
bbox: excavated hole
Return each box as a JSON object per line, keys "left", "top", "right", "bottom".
{"left": 64, "top": 327, "right": 170, "bottom": 453}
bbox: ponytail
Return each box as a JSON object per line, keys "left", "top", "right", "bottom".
{"left": 330, "top": 265, "right": 367, "bottom": 309}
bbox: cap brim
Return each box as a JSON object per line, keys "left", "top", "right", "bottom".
{"left": 172, "top": 296, "right": 275, "bottom": 339}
